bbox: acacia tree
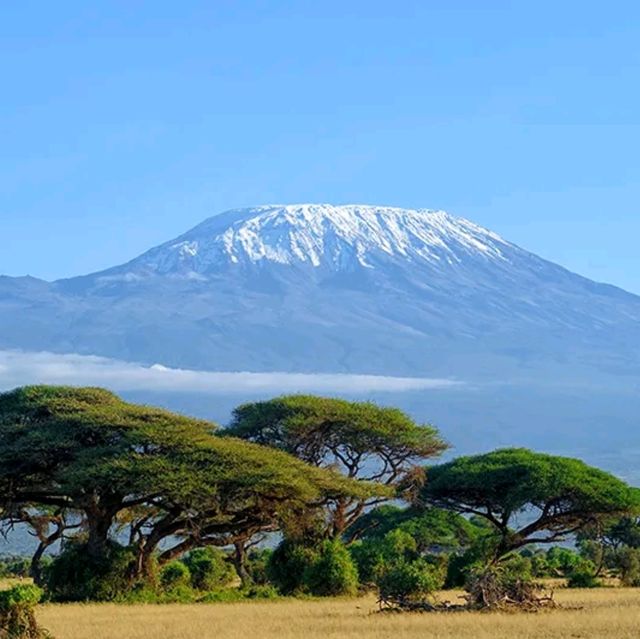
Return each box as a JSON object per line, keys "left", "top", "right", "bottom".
{"left": 126, "top": 435, "right": 375, "bottom": 582}
{"left": 0, "top": 386, "right": 372, "bottom": 589}
{"left": 419, "top": 448, "right": 640, "bottom": 562}
{"left": 578, "top": 516, "right": 640, "bottom": 552}
{"left": 226, "top": 395, "right": 447, "bottom": 537}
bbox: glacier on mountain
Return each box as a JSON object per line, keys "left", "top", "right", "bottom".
{"left": 118, "top": 204, "right": 511, "bottom": 277}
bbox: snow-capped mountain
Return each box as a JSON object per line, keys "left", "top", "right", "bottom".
{"left": 108, "top": 204, "right": 511, "bottom": 276}
{"left": 1, "top": 203, "right": 640, "bottom": 384}
{"left": 3, "top": 203, "right": 640, "bottom": 482}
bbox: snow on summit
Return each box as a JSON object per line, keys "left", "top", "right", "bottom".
{"left": 128, "top": 204, "right": 512, "bottom": 276}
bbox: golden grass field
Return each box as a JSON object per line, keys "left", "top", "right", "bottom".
{"left": 36, "top": 588, "right": 640, "bottom": 639}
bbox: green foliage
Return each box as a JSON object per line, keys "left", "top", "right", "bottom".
{"left": 349, "top": 541, "right": 385, "bottom": 586}
{"left": 0, "top": 558, "right": 31, "bottom": 579}
{"left": 546, "top": 547, "right": 582, "bottom": 576}
{"left": 197, "top": 589, "right": 246, "bottom": 603}
{"left": 245, "top": 549, "right": 273, "bottom": 586}
{"left": 0, "top": 586, "right": 42, "bottom": 611}
{"left": 607, "top": 516, "right": 640, "bottom": 548}
{"left": 3, "top": 388, "right": 639, "bottom": 605}
{"left": 377, "top": 559, "right": 444, "bottom": 605}
{"left": 0, "top": 385, "right": 371, "bottom": 601}
{"left": 347, "top": 506, "right": 478, "bottom": 551}
{"left": 243, "top": 584, "right": 280, "bottom": 599}
{"left": 617, "top": 547, "right": 640, "bottom": 586}
{"left": 350, "top": 529, "right": 417, "bottom": 585}
{"left": 268, "top": 538, "right": 358, "bottom": 597}
{"left": 350, "top": 525, "right": 446, "bottom": 604}
{"left": 0, "top": 584, "right": 49, "bottom": 639}
{"left": 303, "top": 539, "right": 359, "bottom": 597}
{"left": 444, "top": 533, "right": 500, "bottom": 588}
{"left": 227, "top": 395, "right": 446, "bottom": 472}
{"left": 45, "top": 542, "right": 138, "bottom": 602}
{"left": 159, "top": 561, "right": 191, "bottom": 590}
{"left": 567, "top": 560, "right": 601, "bottom": 588}
{"left": 183, "top": 548, "right": 235, "bottom": 591}
{"left": 227, "top": 395, "right": 443, "bottom": 534}
{"left": 267, "top": 540, "right": 319, "bottom": 595}
{"left": 421, "top": 448, "right": 639, "bottom": 560}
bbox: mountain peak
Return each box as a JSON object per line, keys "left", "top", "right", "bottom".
{"left": 117, "top": 204, "right": 513, "bottom": 278}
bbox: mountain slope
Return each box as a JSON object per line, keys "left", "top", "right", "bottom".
{"left": 1, "top": 204, "right": 639, "bottom": 383}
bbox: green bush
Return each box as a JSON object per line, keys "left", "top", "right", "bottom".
{"left": 377, "top": 559, "right": 443, "bottom": 605}
{"left": 444, "top": 537, "right": 495, "bottom": 589}
{"left": 502, "top": 554, "right": 533, "bottom": 582}
{"left": 0, "top": 584, "right": 50, "bottom": 638}
{"left": 529, "top": 552, "right": 552, "bottom": 578}
{"left": 547, "top": 547, "right": 582, "bottom": 576}
{"left": 246, "top": 549, "right": 273, "bottom": 586}
{"left": 567, "top": 561, "right": 601, "bottom": 588}
{"left": 45, "top": 543, "right": 138, "bottom": 602}
{"left": 160, "top": 561, "right": 191, "bottom": 590}
{"left": 617, "top": 547, "right": 640, "bottom": 587}
{"left": 303, "top": 539, "right": 359, "bottom": 597}
{"left": 183, "top": 548, "right": 235, "bottom": 591}
{"left": 267, "top": 540, "right": 319, "bottom": 595}
{"left": 243, "top": 584, "right": 280, "bottom": 599}
{"left": 349, "top": 540, "right": 386, "bottom": 586}
{"left": 198, "top": 588, "right": 246, "bottom": 603}
{"left": 350, "top": 529, "right": 420, "bottom": 587}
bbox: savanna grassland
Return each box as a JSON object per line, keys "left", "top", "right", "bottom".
{"left": 37, "top": 589, "right": 640, "bottom": 639}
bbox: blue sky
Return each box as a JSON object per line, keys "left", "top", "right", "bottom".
{"left": 1, "top": 1, "right": 639, "bottom": 292}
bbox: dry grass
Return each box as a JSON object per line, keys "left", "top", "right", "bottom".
{"left": 37, "top": 588, "right": 640, "bottom": 639}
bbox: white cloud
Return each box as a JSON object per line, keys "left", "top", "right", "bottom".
{"left": 0, "top": 350, "right": 462, "bottom": 395}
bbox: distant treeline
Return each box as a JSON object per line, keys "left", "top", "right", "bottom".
{"left": 0, "top": 386, "right": 638, "bottom": 606}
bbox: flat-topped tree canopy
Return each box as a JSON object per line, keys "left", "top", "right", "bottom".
{"left": 0, "top": 386, "right": 376, "bottom": 566}
{"left": 419, "top": 448, "right": 640, "bottom": 559}
{"left": 227, "top": 394, "right": 447, "bottom": 481}
{"left": 226, "top": 394, "right": 446, "bottom": 536}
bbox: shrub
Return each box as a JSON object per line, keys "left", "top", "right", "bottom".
{"left": 349, "top": 540, "right": 386, "bottom": 586}
{"left": 444, "top": 537, "right": 495, "bottom": 589}
{"left": 246, "top": 549, "right": 272, "bottom": 586}
{"left": 160, "top": 561, "right": 191, "bottom": 590}
{"left": 267, "top": 540, "right": 319, "bottom": 595}
{"left": 567, "top": 561, "right": 601, "bottom": 588}
{"left": 350, "top": 529, "right": 420, "bottom": 587}
{"left": 303, "top": 540, "right": 359, "bottom": 597}
{"left": 0, "top": 584, "right": 50, "bottom": 638}
{"left": 529, "top": 552, "right": 552, "bottom": 578}
{"left": 617, "top": 547, "right": 640, "bottom": 587}
{"left": 377, "top": 559, "right": 443, "bottom": 606}
{"left": 243, "top": 584, "right": 279, "bottom": 599}
{"left": 45, "top": 543, "right": 138, "bottom": 602}
{"left": 183, "top": 548, "right": 235, "bottom": 591}
{"left": 547, "top": 547, "right": 582, "bottom": 576}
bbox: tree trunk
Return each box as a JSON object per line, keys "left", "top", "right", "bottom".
{"left": 331, "top": 498, "right": 348, "bottom": 539}
{"left": 85, "top": 509, "right": 114, "bottom": 560}
{"left": 30, "top": 542, "right": 47, "bottom": 586}
{"left": 232, "top": 541, "right": 252, "bottom": 588}
{"left": 134, "top": 543, "right": 159, "bottom": 583}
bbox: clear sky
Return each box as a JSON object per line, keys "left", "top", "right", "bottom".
{"left": 1, "top": 1, "right": 639, "bottom": 292}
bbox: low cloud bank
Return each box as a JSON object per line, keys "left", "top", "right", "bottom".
{"left": 0, "top": 350, "right": 462, "bottom": 395}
